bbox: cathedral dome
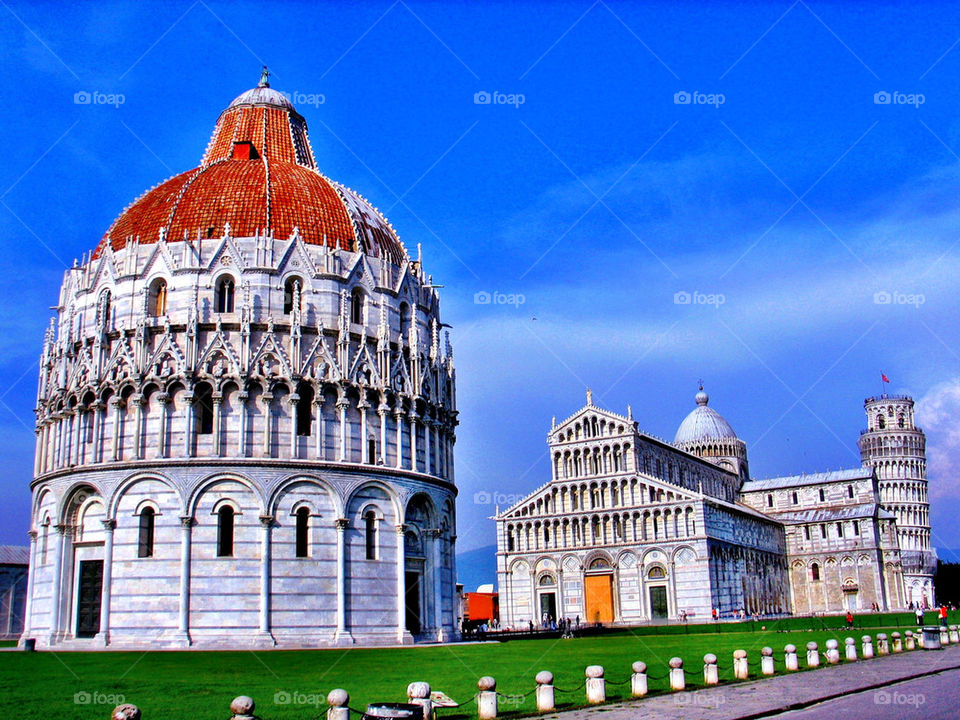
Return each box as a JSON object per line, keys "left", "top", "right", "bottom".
{"left": 673, "top": 387, "right": 739, "bottom": 445}
{"left": 93, "top": 74, "right": 406, "bottom": 264}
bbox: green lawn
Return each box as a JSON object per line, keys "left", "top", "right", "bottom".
{"left": 0, "top": 614, "right": 944, "bottom": 720}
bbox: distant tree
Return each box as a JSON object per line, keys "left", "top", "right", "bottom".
{"left": 935, "top": 561, "right": 960, "bottom": 606}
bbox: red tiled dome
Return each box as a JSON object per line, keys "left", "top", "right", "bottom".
{"left": 94, "top": 80, "right": 406, "bottom": 264}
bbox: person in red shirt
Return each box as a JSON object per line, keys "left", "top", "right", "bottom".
{"left": 846, "top": 611, "right": 854, "bottom": 628}
{"left": 940, "top": 604, "right": 948, "bottom": 628}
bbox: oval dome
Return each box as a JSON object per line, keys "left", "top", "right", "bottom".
{"left": 673, "top": 387, "right": 739, "bottom": 445}
{"left": 93, "top": 77, "right": 406, "bottom": 265}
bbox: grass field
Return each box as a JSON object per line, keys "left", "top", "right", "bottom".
{"left": 1, "top": 612, "right": 948, "bottom": 720}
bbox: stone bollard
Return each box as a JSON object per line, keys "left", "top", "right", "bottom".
{"left": 585, "top": 665, "right": 606, "bottom": 705}
{"left": 940, "top": 627, "right": 950, "bottom": 646}
{"left": 631, "top": 662, "right": 648, "bottom": 698}
{"left": 862, "top": 635, "right": 874, "bottom": 659}
{"left": 876, "top": 633, "right": 889, "bottom": 656}
{"left": 112, "top": 705, "right": 141, "bottom": 720}
{"left": 408, "top": 682, "right": 432, "bottom": 720}
{"left": 535, "top": 671, "right": 555, "bottom": 713}
{"left": 784, "top": 644, "right": 799, "bottom": 671}
{"left": 806, "top": 642, "right": 819, "bottom": 668}
{"left": 825, "top": 639, "right": 840, "bottom": 664}
{"left": 950, "top": 625, "right": 959, "bottom": 644}
{"left": 477, "top": 677, "right": 497, "bottom": 720}
{"left": 761, "top": 647, "right": 775, "bottom": 676}
{"left": 905, "top": 630, "right": 916, "bottom": 651}
{"left": 230, "top": 697, "right": 256, "bottom": 720}
{"left": 669, "top": 657, "right": 685, "bottom": 691}
{"left": 844, "top": 637, "right": 858, "bottom": 661}
{"left": 703, "top": 654, "right": 719, "bottom": 686}
{"left": 327, "top": 690, "right": 349, "bottom": 720}
{"left": 892, "top": 632, "right": 902, "bottom": 653}
{"left": 733, "top": 649, "right": 749, "bottom": 680}
{"left": 923, "top": 626, "right": 942, "bottom": 650}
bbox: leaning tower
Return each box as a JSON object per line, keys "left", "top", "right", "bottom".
{"left": 858, "top": 394, "right": 936, "bottom": 607}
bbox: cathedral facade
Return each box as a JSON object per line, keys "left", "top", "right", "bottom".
{"left": 20, "top": 77, "right": 459, "bottom": 649}
{"left": 496, "top": 388, "right": 932, "bottom": 626}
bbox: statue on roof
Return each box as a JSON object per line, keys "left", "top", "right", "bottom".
{"left": 259, "top": 66, "right": 270, "bottom": 88}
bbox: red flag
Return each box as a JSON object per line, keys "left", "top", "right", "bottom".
{"left": 881, "top": 373, "right": 890, "bottom": 383}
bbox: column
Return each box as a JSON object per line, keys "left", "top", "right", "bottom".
{"left": 378, "top": 405, "right": 389, "bottom": 465}
{"left": 337, "top": 399, "right": 349, "bottom": 462}
{"left": 49, "top": 525, "right": 66, "bottom": 643}
{"left": 111, "top": 398, "right": 123, "bottom": 461}
{"left": 288, "top": 395, "right": 298, "bottom": 459}
{"left": 33, "top": 428, "right": 43, "bottom": 477}
{"left": 424, "top": 416, "right": 432, "bottom": 476}
{"left": 396, "top": 524, "right": 407, "bottom": 642}
{"left": 314, "top": 397, "right": 324, "bottom": 459}
{"left": 432, "top": 529, "right": 444, "bottom": 640}
{"left": 97, "top": 519, "right": 115, "bottom": 645}
{"left": 132, "top": 396, "right": 144, "bottom": 460}
{"left": 70, "top": 409, "right": 82, "bottom": 465}
{"left": 335, "top": 518, "right": 352, "bottom": 643}
{"left": 183, "top": 395, "right": 194, "bottom": 458}
{"left": 259, "top": 515, "right": 273, "bottom": 639}
{"left": 21, "top": 530, "right": 38, "bottom": 638}
{"left": 359, "top": 399, "right": 369, "bottom": 463}
{"left": 238, "top": 391, "right": 249, "bottom": 457}
{"left": 409, "top": 412, "right": 419, "bottom": 472}
{"left": 155, "top": 395, "right": 168, "bottom": 458}
{"left": 394, "top": 406, "right": 404, "bottom": 469}
{"left": 177, "top": 516, "right": 192, "bottom": 645}
{"left": 261, "top": 393, "right": 273, "bottom": 457}
{"left": 212, "top": 394, "right": 223, "bottom": 456}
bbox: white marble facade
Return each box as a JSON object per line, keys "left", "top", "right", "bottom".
{"left": 21, "top": 80, "right": 459, "bottom": 649}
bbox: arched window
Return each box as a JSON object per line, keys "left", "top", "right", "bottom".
{"left": 283, "top": 277, "right": 302, "bottom": 315}
{"left": 215, "top": 276, "right": 235, "bottom": 313}
{"left": 194, "top": 383, "right": 214, "bottom": 435}
{"left": 648, "top": 565, "right": 666, "bottom": 579}
{"left": 351, "top": 288, "right": 364, "bottom": 325}
{"left": 367, "top": 437, "right": 377, "bottom": 465}
{"left": 295, "top": 507, "right": 310, "bottom": 558}
{"left": 811, "top": 563, "right": 820, "bottom": 581}
{"left": 296, "top": 382, "right": 314, "bottom": 436}
{"left": 96, "top": 289, "right": 112, "bottom": 329}
{"left": 138, "top": 507, "right": 156, "bottom": 558}
{"left": 399, "top": 302, "right": 411, "bottom": 337}
{"left": 217, "top": 506, "right": 235, "bottom": 557}
{"left": 878, "top": 414, "right": 885, "bottom": 429}
{"left": 149, "top": 279, "right": 168, "bottom": 316}
{"left": 364, "top": 510, "right": 378, "bottom": 560}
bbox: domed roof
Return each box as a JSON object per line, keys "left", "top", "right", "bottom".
{"left": 93, "top": 72, "right": 406, "bottom": 264}
{"left": 673, "top": 386, "right": 739, "bottom": 445}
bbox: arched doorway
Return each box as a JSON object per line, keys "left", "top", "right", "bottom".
{"left": 647, "top": 565, "right": 668, "bottom": 620}
{"left": 537, "top": 574, "right": 557, "bottom": 626}
{"left": 584, "top": 557, "right": 615, "bottom": 624}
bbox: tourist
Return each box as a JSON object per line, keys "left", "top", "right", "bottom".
{"left": 916, "top": 606, "right": 924, "bottom": 625}
{"left": 846, "top": 610, "right": 854, "bottom": 628}
{"left": 940, "top": 604, "right": 948, "bottom": 628}
{"left": 712, "top": 607, "right": 718, "bottom": 622}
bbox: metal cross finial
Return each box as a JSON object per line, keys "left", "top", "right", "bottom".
{"left": 259, "top": 66, "right": 270, "bottom": 88}
{"left": 698, "top": 378, "right": 703, "bottom": 391}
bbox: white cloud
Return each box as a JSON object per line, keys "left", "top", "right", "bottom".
{"left": 915, "top": 378, "right": 960, "bottom": 504}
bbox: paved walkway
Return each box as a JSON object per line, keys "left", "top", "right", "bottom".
{"left": 543, "top": 644, "right": 960, "bottom": 720}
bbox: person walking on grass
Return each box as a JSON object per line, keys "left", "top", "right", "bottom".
{"left": 846, "top": 610, "right": 854, "bottom": 628}
{"left": 940, "top": 604, "right": 948, "bottom": 628}
{"left": 916, "top": 606, "right": 924, "bottom": 625}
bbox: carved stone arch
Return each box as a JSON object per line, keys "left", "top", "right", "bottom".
{"left": 58, "top": 482, "right": 104, "bottom": 526}
{"left": 32, "top": 485, "right": 58, "bottom": 524}
{"left": 108, "top": 471, "right": 183, "bottom": 518}
{"left": 268, "top": 474, "right": 342, "bottom": 518}
{"left": 187, "top": 472, "right": 266, "bottom": 517}
{"left": 583, "top": 549, "right": 613, "bottom": 571}
{"left": 347, "top": 479, "right": 403, "bottom": 525}
{"left": 561, "top": 554, "right": 581, "bottom": 573}
{"left": 673, "top": 545, "right": 697, "bottom": 565}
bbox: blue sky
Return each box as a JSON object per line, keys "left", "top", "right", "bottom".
{"left": 1, "top": 1, "right": 959, "bottom": 577}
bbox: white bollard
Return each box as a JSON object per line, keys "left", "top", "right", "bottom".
{"left": 113, "top": 705, "right": 141, "bottom": 720}
{"left": 844, "top": 637, "right": 858, "bottom": 661}
{"left": 761, "top": 647, "right": 775, "bottom": 676}
{"left": 892, "top": 632, "right": 902, "bottom": 653}
{"left": 408, "top": 682, "right": 432, "bottom": 720}
{"left": 585, "top": 665, "right": 605, "bottom": 704}
{"left": 733, "top": 649, "right": 749, "bottom": 680}
{"left": 941, "top": 627, "right": 950, "bottom": 646}
{"left": 825, "top": 639, "right": 840, "bottom": 664}
{"left": 703, "top": 654, "right": 719, "bottom": 685}
{"left": 917, "top": 628, "right": 925, "bottom": 648}
{"left": 905, "top": 630, "right": 916, "bottom": 651}
{"left": 669, "top": 657, "right": 685, "bottom": 691}
{"left": 784, "top": 644, "right": 799, "bottom": 671}
{"left": 535, "top": 671, "right": 554, "bottom": 713}
{"left": 950, "top": 625, "right": 959, "bottom": 644}
{"left": 477, "top": 677, "right": 497, "bottom": 720}
{"left": 876, "top": 633, "right": 889, "bottom": 656}
{"left": 862, "top": 635, "right": 874, "bottom": 659}
{"left": 230, "top": 697, "right": 256, "bottom": 720}
{"left": 327, "top": 690, "right": 350, "bottom": 720}
{"left": 806, "top": 642, "right": 819, "bottom": 668}
{"left": 631, "top": 662, "right": 648, "bottom": 698}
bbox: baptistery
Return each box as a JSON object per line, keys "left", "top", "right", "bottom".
{"left": 21, "top": 73, "right": 459, "bottom": 649}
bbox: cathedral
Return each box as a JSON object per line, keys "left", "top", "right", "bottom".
{"left": 495, "top": 388, "right": 935, "bottom": 626}
{"left": 19, "top": 74, "right": 459, "bottom": 649}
